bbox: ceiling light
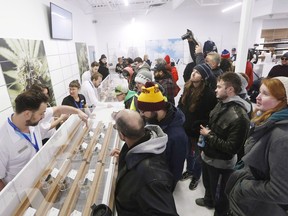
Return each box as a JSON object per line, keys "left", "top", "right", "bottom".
{"left": 222, "top": 2, "right": 242, "bottom": 13}
{"left": 124, "top": 0, "right": 129, "bottom": 6}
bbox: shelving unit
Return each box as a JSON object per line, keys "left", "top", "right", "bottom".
{"left": 258, "top": 28, "right": 288, "bottom": 59}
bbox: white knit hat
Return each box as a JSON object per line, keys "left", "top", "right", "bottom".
{"left": 273, "top": 76, "right": 288, "bottom": 104}
{"left": 235, "top": 73, "right": 248, "bottom": 95}
{"left": 135, "top": 69, "right": 152, "bottom": 85}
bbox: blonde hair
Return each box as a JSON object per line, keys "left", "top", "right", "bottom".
{"left": 252, "top": 78, "right": 287, "bottom": 125}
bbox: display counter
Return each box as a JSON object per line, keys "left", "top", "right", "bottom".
{"left": 0, "top": 102, "right": 124, "bottom": 216}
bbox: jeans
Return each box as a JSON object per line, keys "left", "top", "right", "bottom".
{"left": 186, "top": 137, "right": 202, "bottom": 180}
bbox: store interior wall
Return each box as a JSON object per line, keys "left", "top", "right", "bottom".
{"left": 0, "top": 0, "right": 287, "bottom": 126}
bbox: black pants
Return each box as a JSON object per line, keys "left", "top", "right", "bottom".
{"left": 202, "top": 161, "right": 233, "bottom": 216}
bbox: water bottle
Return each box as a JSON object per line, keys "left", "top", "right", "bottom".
{"left": 197, "top": 134, "right": 205, "bottom": 147}
{"left": 197, "top": 125, "right": 209, "bottom": 147}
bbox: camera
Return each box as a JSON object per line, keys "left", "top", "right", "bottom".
{"left": 181, "top": 29, "right": 198, "bottom": 45}
{"left": 181, "top": 31, "right": 191, "bottom": 40}
{"left": 181, "top": 29, "right": 193, "bottom": 40}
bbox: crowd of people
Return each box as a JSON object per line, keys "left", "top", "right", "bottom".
{"left": 1, "top": 30, "right": 288, "bottom": 216}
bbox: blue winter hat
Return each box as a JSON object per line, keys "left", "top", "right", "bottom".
{"left": 221, "top": 49, "right": 230, "bottom": 59}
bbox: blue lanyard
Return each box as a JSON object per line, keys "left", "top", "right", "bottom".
{"left": 73, "top": 98, "right": 83, "bottom": 109}
{"left": 8, "top": 117, "right": 39, "bottom": 152}
{"left": 89, "top": 80, "right": 95, "bottom": 89}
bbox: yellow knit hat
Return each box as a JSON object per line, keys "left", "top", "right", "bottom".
{"left": 137, "top": 82, "right": 166, "bottom": 111}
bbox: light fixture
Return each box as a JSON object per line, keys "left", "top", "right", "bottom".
{"left": 124, "top": 0, "right": 129, "bottom": 6}
{"left": 222, "top": 2, "right": 242, "bottom": 13}
{"left": 131, "top": 17, "right": 135, "bottom": 24}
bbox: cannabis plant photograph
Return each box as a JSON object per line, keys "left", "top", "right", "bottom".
{"left": 0, "top": 38, "right": 56, "bottom": 107}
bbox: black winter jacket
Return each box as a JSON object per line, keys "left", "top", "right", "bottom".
{"left": 115, "top": 127, "right": 178, "bottom": 216}
{"left": 204, "top": 99, "right": 250, "bottom": 160}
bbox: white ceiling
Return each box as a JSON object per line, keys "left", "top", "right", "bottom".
{"left": 68, "top": 0, "right": 242, "bottom": 15}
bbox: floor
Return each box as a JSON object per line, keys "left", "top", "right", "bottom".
{"left": 174, "top": 176, "right": 214, "bottom": 216}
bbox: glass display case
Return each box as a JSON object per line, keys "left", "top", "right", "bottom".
{"left": 0, "top": 104, "right": 123, "bottom": 216}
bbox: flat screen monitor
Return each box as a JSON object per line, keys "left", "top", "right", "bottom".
{"left": 50, "top": 2, "right": 73, "bottom": 40}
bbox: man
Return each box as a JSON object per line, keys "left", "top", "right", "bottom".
{"left": 196, "top": 46, "right": 223, "bottom": 79}
{"left": 195, "top": 72, "right": 250, "bottom": 216}
{"left": 129, "top": 68, "right": 153, "bottom": 111}
{"left": 81, "top": 72, "right": 104, "bottom": 107}
{"left": 267, "top": 52, "right": 288, "bottom": 78}
{"left": 153, "top": 63, "right": 175, "bottom": 104}
{"left": 114, "top": 84, "right": 136, "bottom": 109}
{"left": 0, "top": 90, "right": 88, "bottom": 191}
{"left": 182, "top": 29, "right": 221, "bottom": 81}
{"left": 132, "top": 56, "right": 150, "bottom": 73}
{"left": 81, "top": 61, "right": 100, "bottom": 83}
{"left": 137, "top": 82, "right": 188, "bottom": 190}
{"left": 112, "top": 109, "right": 178, "bottom": 216}
{"left": 230, "top": 48, "right": 237, "bottom": 62}
{"left": 115, "top": 57, "right": 124, "bottom": 75}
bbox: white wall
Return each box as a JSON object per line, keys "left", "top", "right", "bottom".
{"left": 94, "top": 3, "right": 242, "bottom": 64}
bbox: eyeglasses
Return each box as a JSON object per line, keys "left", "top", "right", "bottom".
{"left": 281, "top": 57, "right": 287, "bottom": 61}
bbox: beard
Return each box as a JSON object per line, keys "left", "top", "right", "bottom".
{"left": 217, "top": 93, "right": 228, "bottom": 101}
{"left": 26, "top": 118, "right": 40, "bottom": 127}
{"left": 142, "top": 111, "right": 159, "bottom": 124}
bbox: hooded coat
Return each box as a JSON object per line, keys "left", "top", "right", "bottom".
{"left": 156, "top": 103, "right": 188, "bottom": 184}
{"left": 115, "top": 125, "right": 178, "bottom": 216}
{"left": 226, "top": 108, "right": 288, "bottom": 216}
{"left": 123, "top": 90, "right": 136, "bottom": 109}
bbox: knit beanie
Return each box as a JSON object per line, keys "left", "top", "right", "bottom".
{"left": 282, "top": 52, "right": 288, "bottom": 58}
{"left": 123, "top": 67, "right": 134, "bottom": 76}
{"left": 114, "top": 85, "right": 128, "bottom": 96}
{"left": 193, "top": 63, "right": 212, "bottom": 80}
{"left": 273, "top": 76, "right": 288, "bottom": 104}
{"left": 100, "top": 54, "right": 107, "bottom": 60}
{"left": 152, "top": 63, "right": 166, "bottom": 72}
{"left": 137, "top": 82, "right": 166, "bottom": 112}
{"left": 221, "top": 49, "right": 231, "bottom": 59}
{"left": 235, "top": 73, "right": 248, "bottom": 95}
{"left": 164, "top": 55, "right": 171, "bottom": 64}
{"left": 134, "top": 69, "right": 152, "bottom": 84}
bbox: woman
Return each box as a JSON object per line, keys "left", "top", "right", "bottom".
{"left": 62, "top": 80, "right": 87, "bottom": 109}
{"left": 178, "top": 63, "right": 217, "bottom": 190}
{"left": 98, "top": 54, "right": 109, "bottom": 80}
{"left": 226, "top": 77, "right": 288, "bottom": 216}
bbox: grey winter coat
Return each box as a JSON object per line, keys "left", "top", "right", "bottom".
{"left": 226, "top": 108, "right": 288, "bottom": 216}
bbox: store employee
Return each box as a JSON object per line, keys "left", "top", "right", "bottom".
{"left": 0, "top": 90, "right": 88, "bottom": 191}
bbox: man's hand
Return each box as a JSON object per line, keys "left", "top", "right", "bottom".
{"left": 200, "top": 124, "right": 211, "bottom": 136}
{"left": 195, "top": 45, "right": 203, "bottom": 54}
{"left": 110, "top": 148, "right": 120, "bottom": 158}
